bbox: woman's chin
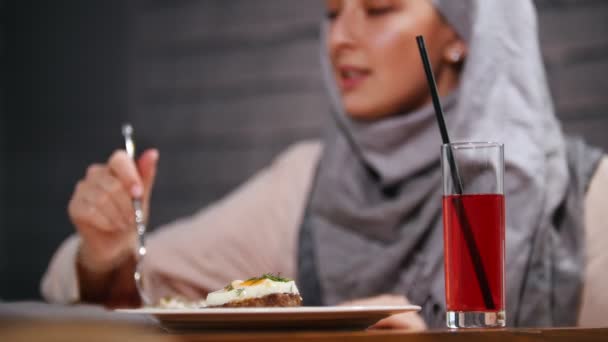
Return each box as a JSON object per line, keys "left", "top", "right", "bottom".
{"left": 342, "top": 100, "right": 395, "bottom": 121}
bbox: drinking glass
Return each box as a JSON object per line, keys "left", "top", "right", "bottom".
{"left": 442, "top": 142, "right": 506, "bottom": 328}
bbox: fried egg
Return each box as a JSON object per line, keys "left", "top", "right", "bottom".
{"left": 206, "top": 275, "right": 300, "bottom": 307}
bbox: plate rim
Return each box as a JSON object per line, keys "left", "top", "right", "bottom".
{"left": 115, "top": 305, "right": 421, "bottom": 315}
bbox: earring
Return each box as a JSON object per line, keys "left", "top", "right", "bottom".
{"left": 449, "top": 49, "right": 462, "bottom": 63}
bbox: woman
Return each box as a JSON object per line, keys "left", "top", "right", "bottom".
{"left": 41, "top": 0, "right": 603, "bottom": 329}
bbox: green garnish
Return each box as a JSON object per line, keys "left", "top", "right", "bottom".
{"left": 236, "top": 288, "right": 245, "bottom": 296}
{"left": 245, "top": 273, "right": 292, "bottom": 283}
{"left": 222, "top": 273, "right": 291, "bottom": 292}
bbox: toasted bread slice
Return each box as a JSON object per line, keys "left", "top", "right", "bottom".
{"left": 209, "top": 293, "right": 302, "bottom": 308}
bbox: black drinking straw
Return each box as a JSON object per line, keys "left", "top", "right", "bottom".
{"left": 416, "top": 36, "right": 495, "bottom": 310}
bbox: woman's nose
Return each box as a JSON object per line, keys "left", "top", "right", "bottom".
{"left": 328, "top": 9, "right": 364, "bottom": 50}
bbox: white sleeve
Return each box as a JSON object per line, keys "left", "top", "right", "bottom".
{"left": 579, "top": 156, "right": 608, "bottom": 326}
{"left": 40, "top": 234, "right": 81, "bottom": 303}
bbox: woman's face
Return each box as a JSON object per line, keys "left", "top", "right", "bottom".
{"left": 326, "top": 0, "right": 464, "bottom": 119}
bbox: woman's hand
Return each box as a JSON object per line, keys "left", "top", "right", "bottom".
{"left": 340, "top": 294, "right": 427, "bottom": 331}
{"left": 68, "top": 149, "right": 159, "bottom": 274}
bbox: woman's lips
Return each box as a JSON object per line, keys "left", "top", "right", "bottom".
{"left": 338, "top": 66, "right": 371, "bottom": 92}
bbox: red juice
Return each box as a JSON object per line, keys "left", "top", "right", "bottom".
{"left": 443, "top": 193, "right": 505, "bottom": 312}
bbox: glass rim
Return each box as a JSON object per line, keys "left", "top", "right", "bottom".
{"left": 442, "top": 141, "right": 503, "bottom": 150}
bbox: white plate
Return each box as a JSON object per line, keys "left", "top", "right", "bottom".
{"left": 116, "top": 305, "right": 421, "bottom": 331}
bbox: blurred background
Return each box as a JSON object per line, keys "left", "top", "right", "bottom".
{"left": 1, "top": 0, "right": 607, "bottom": 300}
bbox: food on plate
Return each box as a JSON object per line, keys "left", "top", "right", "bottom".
{"left": 206, "top": 274, "right": 302, "bottom": 308}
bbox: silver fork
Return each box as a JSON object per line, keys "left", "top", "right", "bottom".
{"left": 121, "top": 123, "right": 151, "bottom": 306}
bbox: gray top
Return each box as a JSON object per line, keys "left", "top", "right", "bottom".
{"left": 298, "top": 0, "right": 603, "bottom": 327}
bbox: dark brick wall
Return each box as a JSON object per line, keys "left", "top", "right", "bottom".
{"left": 127, "top": 0, "right": 328, "bottom": 227}
{"left": 1, "top": 0, "right": 607, "bottom": 300}
{"left": 536, "top": 0, "right": 608, "bottom": 150}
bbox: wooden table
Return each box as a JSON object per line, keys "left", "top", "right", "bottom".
{"left": 1, "top": 320, "right": 607, "bottom": 342}
{"left": 1, "top": 303, "right": 607, "bottom": 341}
{"left": 179, "top": 327, "right": 608, "bottom": 342}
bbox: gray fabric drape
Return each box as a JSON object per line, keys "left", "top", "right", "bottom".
{"left": 297, "top": 0, "right": 603, "bottom": 327}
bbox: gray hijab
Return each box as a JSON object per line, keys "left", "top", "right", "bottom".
{"left": 297, "top": 0, "right": 603, "bottom": 327}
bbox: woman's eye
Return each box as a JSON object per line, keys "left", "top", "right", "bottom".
{"left": 326, "top": 10, "right": 339, "bottom": 20}
{"left": 367, "top": 6, "right": 395, "bottom": 17}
